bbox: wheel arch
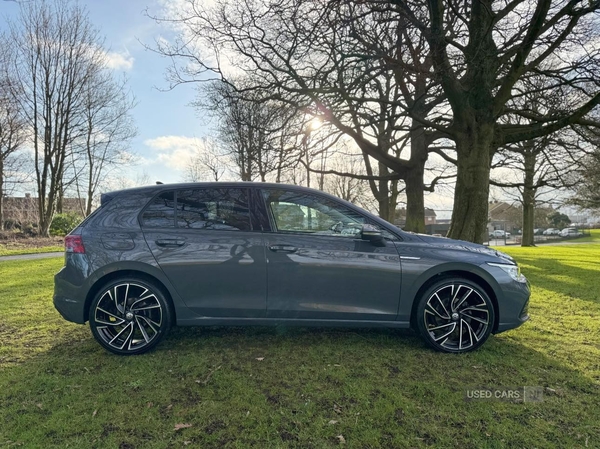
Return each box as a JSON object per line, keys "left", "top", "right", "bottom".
{"left": 409, "top": 268, "right": 500, "bottom": 333}
{"left": 84, "top": 268, "right": 177, "bottom": 324}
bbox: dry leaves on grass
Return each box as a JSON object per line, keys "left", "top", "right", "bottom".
{"left": 174, "top": 423, "right": 193, "bottom": 431}
{"left": 337, "top": 435, "right": 346, "bottom": 444}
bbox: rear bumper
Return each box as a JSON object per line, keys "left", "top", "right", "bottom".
{"left": 54, "top": 267, "right": 87, "bottom": 324}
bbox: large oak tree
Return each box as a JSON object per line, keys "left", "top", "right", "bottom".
{"left": 392, "top": 0, "right": 600, "bottom": 242}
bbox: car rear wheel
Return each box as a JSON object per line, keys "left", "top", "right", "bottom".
{"left": 89, "top": 278, "right": 172, "bottom": 355}
{"left": 416, "top": 278, "right": 495, "bottom": 353}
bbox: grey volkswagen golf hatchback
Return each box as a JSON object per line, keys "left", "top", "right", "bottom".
{"left": 54, "top": 183, "right": 530, "bottom": 355}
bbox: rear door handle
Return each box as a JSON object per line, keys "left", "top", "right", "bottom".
{"left": 269, "top": 245, "right": 298, "bottom": 253}
{"left": 155, "top": 239, "right": 185, "bottom": 247}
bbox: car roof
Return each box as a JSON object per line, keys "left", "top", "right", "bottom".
{"left": 105, "top": 181, "right": 332, "bottom": 196}
{"left": 103, "top": 182, "right": 359, "bottom": 206}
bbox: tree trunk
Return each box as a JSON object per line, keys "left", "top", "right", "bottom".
{"left": 404, "top": 123, "right": 428, "bottom": 233}
{"left": 377, "top": 166, "right": 390, "bottom": 221}
{"left": 521, "top": 150, "right": 536, "bottom": 247}
{"left": 447, "top": 128, "right": 495, "bottom": 244}
{"left": 39, "top": 195, "right": 55, "bottom": 237}
{"left": 404, "top": 164, "right": 426, "bottom": 233}
{"left": 388, "top": 179, "right": 400, "bottom": 223}
{"left": 56, "top": 189, "right": 64, "bottom": 214}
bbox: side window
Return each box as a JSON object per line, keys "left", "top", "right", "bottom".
{"left": 263, "top": 189, "right": 365, "bottom": 237}
{"left": 176, "top": 188, "right": 251, "bottom": 231}
{"left": 142, "top": 191, "right": 175, "bottom": 227}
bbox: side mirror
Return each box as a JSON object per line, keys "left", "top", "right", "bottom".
{"left": 361, "top": 224, "right": 385, "bottom": 246}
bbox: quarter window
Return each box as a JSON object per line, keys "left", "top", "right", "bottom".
{"left": 142, "top": 191, "right": 176, "bottom": 227}
{"left": 176, "top": 188, "right": 251, "bottom": 231}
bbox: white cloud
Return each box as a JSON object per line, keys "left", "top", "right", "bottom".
{"left": 144, "top": 135, "right": 205, "bottom": 170}
{"left": 104, "top": 50, "right": 134, "bottom": 71}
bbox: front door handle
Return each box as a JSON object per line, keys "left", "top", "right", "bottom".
{"left": 269, "top": 245, "right": 298, "bottom": 253}
{"left": 155, "top": 239, "right": 185, "bottom": 247}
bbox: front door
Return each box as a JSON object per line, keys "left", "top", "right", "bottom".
{"left": 141, "top": 188, "right": 266, "bottom": 317}
{"left": 261, "top": 188, "right": 402, "bottom": 321}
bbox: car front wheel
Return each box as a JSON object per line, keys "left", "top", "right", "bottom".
{"left": 89, "top": 277, "right": 172, "bottom": 355}
{"left": 416, "top": 278, "right": 495, "bottom": 353}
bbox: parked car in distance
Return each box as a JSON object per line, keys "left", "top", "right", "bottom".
{"left": 533, "top": 228, "right": 544, "bottom": 235}
{"left": 560, "top": 228, "right": 580, "bottom": 237}
{"left": 54, "top": 183, "right": 530, "bottom": 355}
{"left": 489, "top": 230, "right": 511, "bottom": 239}
{"left": 543, "top": 228, "right": 560, "bottom": 236}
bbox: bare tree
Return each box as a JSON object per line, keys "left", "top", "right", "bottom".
{"left": 492, "top": 131, "right": 586, "bottom": 246}
{"left": 8, "top": 0, "right": 106, "bottom": 235}
{"left": 184, "top": 138, "right": 227, "bottom": 182}
{"left": 323, "top": 156, "right": 373, "bottom": 210}
{"left": 390, "top": 0, "right": 600, "bottom": 242}
{"left": 149, "top": 1, "right": 449, "bottom": 229}
{"left": 491, "top": 76, "right": 596, "bottom": 245}
{"left": 0, "top": 40, "right": 28, "bottom": 230}
{"left": 197, "top": 79, "right": 303, "bottom": 183}
{"left": 67, "top": 72, "right": 137, "bottom": 216}
{"left": 568, "top": 126, "right": 600, "bottom": 211}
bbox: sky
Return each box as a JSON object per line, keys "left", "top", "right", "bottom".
{"left": 1, "top": 0, "right": 209, "bottom": 186}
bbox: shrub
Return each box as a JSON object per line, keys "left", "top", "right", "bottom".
{"left": 50, "top": 212, "right": 83, "bottom": 236}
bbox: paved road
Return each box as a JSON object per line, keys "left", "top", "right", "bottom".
{"left": 489, "top": 238, "right": 595, "bottom": 247}
{"left": 0, "top": 252, "right": 63, "bottom": 262}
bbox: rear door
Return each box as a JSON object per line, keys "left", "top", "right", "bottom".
{"left": 260, "top": 188, "right": 402, "bottom": 321}
{"left": 141, "top": 187, "right": 267, "bottom": 317}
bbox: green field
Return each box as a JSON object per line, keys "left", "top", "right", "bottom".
{"left": 1, "top": 243, "right": 599, "bottom": 448}
{"left": 0, "top": 245, "right": 63, "bottom": 257}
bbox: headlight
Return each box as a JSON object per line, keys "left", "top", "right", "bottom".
{"left": 487, "top": 262, "right": 527, "bottom": 283}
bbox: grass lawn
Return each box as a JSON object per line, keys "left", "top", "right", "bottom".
{"left": 0, "top": 237, "right": 64, "bottom": 256}
{"left": 561, "top": 228, "right": 600, "bottom": 244}
{"left": 1, "top": 244, "right": 599, "bottom": 448}
{"left": 0, "top": 245, "right": 63, "bottom": 257}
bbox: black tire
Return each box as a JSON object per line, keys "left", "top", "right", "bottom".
{"left": 89, "top": 277, "right": 173, "bottom": 355}
{"left": 416, "top": 277, "right": 495, "bottom": 353}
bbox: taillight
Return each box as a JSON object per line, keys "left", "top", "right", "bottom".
{"left": 65, "top": 235, "right": 85, "bottom": 254}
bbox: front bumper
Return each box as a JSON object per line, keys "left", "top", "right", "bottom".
{"left": 495, "top": 295, "right": 529, "bottom": 332}
{"left": 491, "top": 272, "right": 530, "bottom": 333}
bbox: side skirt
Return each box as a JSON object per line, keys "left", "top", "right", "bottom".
{"left": 176, "top": 317, "right": 411, "bottom": 329}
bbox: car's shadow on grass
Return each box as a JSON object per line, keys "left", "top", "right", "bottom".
{"left": 2, "top": 324, "right": 599, "bottom": 448}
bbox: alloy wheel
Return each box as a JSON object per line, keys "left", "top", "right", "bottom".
{"left": 93, "top": 283, "right": 164, "bottom": 353}
{"left": 422, "top": 282, "right": 491, "bottom": 352}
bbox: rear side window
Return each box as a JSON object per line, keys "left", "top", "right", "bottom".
{"left": 176, "top": 188, "right": 251, "bottom": 231}
{"left": 142, "top": 191, "right": 176, "bottom": 227}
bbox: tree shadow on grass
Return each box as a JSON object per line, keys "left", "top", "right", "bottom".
{"left": 516, "top": 256, "right": 600, "bottom": 303}
{"left": 1, "top": 326, "right": 599, "bottom": 448}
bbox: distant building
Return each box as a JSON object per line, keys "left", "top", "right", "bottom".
{"left": 2, "top": 194, "right": 84, "bottom": 226}
{"left": 488, "top": 201, "right": 520, "bottom": 234}
{"left": 487, "top": 201, "right": 561, "bottom": 234}
{"left": 394, "top": 207, "right": 437, "bottom": 227}
{"left": 425, "top": 208, "right": 437, "bottom": 225}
